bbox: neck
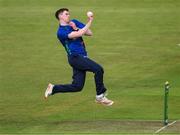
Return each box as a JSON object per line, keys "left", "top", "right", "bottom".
{"left": 60, "top": 20, "right": 69, "bottom": 26}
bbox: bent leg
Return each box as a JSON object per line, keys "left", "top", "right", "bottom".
{"left": 52, "top": 68, "right": 86, "bottom": 94}
{"left": 69, "top": 55, "right": 106, "bottom": 95}
{"left": 85, "top": 58, "right": 107, "bottom": 95}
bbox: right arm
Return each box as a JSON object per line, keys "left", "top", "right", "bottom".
{"left": 85, "top": 29, "right": 93, "bottom": 36}
{"left": 68, "top": 17, "right": 93, "bottom": 39}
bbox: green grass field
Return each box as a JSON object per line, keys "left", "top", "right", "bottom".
{"left": 1, "top": 0, "right": 180, "bottom": 134}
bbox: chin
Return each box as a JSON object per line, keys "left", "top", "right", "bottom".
{"left": 67, "top": 20, "right": 70, "bottom": 23}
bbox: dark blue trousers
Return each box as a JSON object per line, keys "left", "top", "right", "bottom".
{"left": 52, "top": 54, "right": 107, "bottom": 95}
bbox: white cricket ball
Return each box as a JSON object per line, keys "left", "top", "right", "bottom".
{"left": 87, "top": 11, "right": 93, "bottom": 17}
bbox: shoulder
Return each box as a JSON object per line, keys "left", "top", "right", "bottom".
{"left": 71, "top": 19, "right": 82, "bottom": 24}
{"left": 57, "top": 27, "right": 63, "bottom": 36}
{"left": 71, "top": 19, "right": 85, "bottom": 28}
{"left": 71, "top": 19, "right": 78, "bottom": 23}
{"left": 58, "top": 26, "right": 66, "bottom": 32}
{"left": 57, "top": 26, "right": 71, "bottom": 39}
{"left": 57, "top": 26, "right": 69, "bottom": 34}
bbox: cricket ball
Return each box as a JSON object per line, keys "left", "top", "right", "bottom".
{"left": 87, "top": 11, "right": 93, "bottom": 17}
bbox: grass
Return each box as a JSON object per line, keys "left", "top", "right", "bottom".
{"left": 0, "top": 0, "right": 180, "bottom": 134}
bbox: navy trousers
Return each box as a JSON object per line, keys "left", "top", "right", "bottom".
{"left": 52, "top": 54, "right": 107, "bottom": 95}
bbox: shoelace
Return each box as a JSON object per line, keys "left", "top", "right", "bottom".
{"left": 102, "top": 96, "right": 111, "bottom": 102}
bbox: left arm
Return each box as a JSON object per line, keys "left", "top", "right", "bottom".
{"left": 85, "top": 29, "right": 93, "bottom": 36}
{"left": 70, "top": 19, "right": 93, "bottom": 36}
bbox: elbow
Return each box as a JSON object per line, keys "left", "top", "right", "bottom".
{"left": 88, "top": 30, "right": 93, "bottom": 36}
{"left": 88, "top": 32, "right": 93, "bottom": 36}
{"left": 86, "top": 32, "right": 93, "bottom": 36}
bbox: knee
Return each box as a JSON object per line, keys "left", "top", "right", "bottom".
{"left": 95, "top": 66, "right": 104, "bottom": 74}
{"left": 74, "top": 84, "right": 84, "bottom": 92}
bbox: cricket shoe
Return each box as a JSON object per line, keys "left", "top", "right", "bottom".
{"left": 44, "top": 83, "right": 54, "bottom": 99}
{"left": 95, "top": 94, "right": 114, "bottom": 106}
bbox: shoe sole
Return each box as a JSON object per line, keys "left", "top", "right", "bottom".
{"left": 95, "top": 100, "right": 114, "bottom": 106}
{"left": 44, "top": 84, "right": 53, "bottom": 100}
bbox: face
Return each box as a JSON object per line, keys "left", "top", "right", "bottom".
{"left": 59, "top": 10, "right": 70, "bottom": 23}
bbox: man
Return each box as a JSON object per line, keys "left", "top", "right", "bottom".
{"left": 44, "top": 8, "right": 114, "bottom": 106}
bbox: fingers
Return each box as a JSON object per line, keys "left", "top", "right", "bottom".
{"left": 69, "top": 21, "right": 78, "bottom": 30}
{"left": 69, "top": 21, "right": 75, "bottom": 27}
{"left": 88, "top": 16, "right": 94, "bottom": 22}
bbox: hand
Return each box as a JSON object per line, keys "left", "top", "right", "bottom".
{"left": 88, "top": 16, "right": 94, "bottom": 22}
{"left": 69, "top": 21, "right": 78, "bottom": 30}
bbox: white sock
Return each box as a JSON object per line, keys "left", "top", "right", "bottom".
{"left": 96, "top": 94, "right": 104, "bottom": 100}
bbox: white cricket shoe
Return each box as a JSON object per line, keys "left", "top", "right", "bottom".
{"left": 44, "top": 83, "right": 54, "bottom": 99}
{"left": 95, "top": 94, "right": 114, "bottom": 106}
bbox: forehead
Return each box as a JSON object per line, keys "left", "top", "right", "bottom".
{"left": 62, "top": 10, "right": 70, "bottom": 15}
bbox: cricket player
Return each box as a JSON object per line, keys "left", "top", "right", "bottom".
{"left": 45, "top": 8, "right": 113, "bottom": 106}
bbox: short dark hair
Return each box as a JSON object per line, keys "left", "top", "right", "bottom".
{"left": 55, "top": 8, "right": 69, "bottom": 20}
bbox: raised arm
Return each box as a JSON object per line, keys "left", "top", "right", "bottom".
{"left": 85, "top": 29, "right": 93, "bottom": 36}
{"left": 68, "top": 17, "right": 93, "bottom": 39}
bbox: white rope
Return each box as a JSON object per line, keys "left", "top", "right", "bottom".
{"left": 154, "top": 121, "right": 177, "bottom": 134}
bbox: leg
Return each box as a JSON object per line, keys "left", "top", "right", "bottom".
{"left": 68, "top": 55, "right": 106, "bottom": 95}
{"left": 86, "top": 57, "right": 107, "bottom": 95}
{"left": 52, "top": 67, "right": 86, "bottom": 94}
